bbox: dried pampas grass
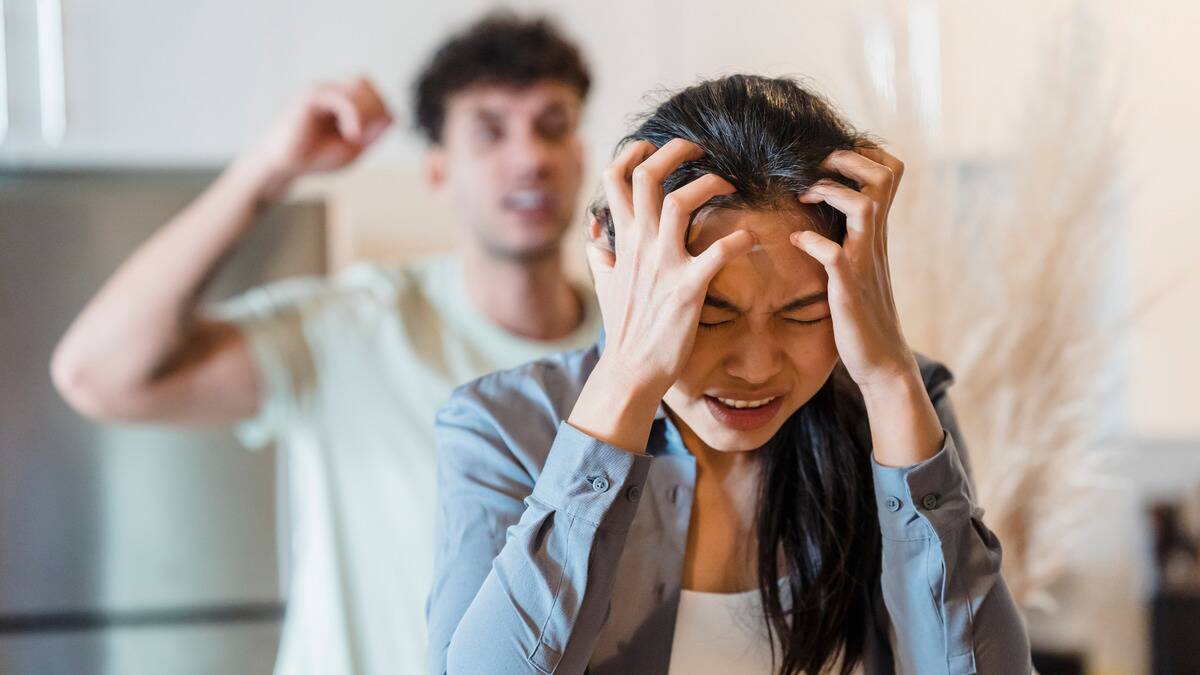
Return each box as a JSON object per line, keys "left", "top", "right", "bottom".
{"left": 844, "top": 6, "right": 1127, "bottom": 611}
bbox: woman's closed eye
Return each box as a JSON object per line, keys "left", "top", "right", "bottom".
{"left": 782, "top": 314, "right": 830, "bottom": 326}
{"left": 697, "top": 313, "right": 830, "bottom": 329}
{"left": 698, "top": 316, "right": 736, "bottom": 329}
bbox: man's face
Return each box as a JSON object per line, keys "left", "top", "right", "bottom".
{"left": 662, "top": 207, "right": 840, "bottom": 453}
{"left": 432, "top": 80, "right": 585, "bottom": 261}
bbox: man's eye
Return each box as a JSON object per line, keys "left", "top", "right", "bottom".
{"left": 698, "top": 320, "right": 733, "bottom": 330}
{"left": 538, "top": 117, "right": 569, "bottom": 140}
{"left": 474, "top": 125, "right": 502, "bottom": 143}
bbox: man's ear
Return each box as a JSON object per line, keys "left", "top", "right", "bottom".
{"left": 424, "top": 147, "right": 447, "bottom": 191}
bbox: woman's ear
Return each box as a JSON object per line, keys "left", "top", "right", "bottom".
{"left": 584, "top": 212, "right": 615, "bottom": 278}
{"left": 583, "top": 212, "right": 615, "bottom": 327}
{"left": 586, "top": 211, "right": 605, "bottom": 244}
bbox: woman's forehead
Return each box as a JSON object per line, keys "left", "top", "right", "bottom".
{"left": 685, "top": 206, "right": 820, "bottom": 253}
{"left": 688, "top": 208, "right": 828, "bottom": 306}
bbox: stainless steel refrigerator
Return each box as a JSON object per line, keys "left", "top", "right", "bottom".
{"left": 0, "top": 169, "right": 325, "bottom": 674}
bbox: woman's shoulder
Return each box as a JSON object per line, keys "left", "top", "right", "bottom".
{"left": 434, "top": 345, "right": 601, "bottom": 469}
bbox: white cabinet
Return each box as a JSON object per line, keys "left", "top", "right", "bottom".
{"left": 0, "top": 0, "right": 465, "bottom": 168}
{"left": 0, "top": 0, "right": 304, "bottom": 166}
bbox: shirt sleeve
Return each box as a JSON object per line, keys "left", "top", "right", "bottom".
{"left": 872, "top": 389, "right": 1033, "bottom": 674}
{"left": 428, "top": 389, "right": 653, "bottom": 675}
{"left": 205, "top": 275, "right": 328, "bottom": 449}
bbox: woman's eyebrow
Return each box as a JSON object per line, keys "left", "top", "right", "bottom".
{"left": 702, "top": 291, "right": 828, "bottom": 313}
{"left": 778, "top": 292, "right": 828, "bottom": 312}
{"left": 702, "top": 293, "right": 742, "bottom": 311}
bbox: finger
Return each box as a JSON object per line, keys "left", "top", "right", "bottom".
{"left": 790, "top": 229, "right": 848, "bottom": 271}
{"left": 797, "top": 180, "right": 875, "bottom": 250}
{"left": 854, "top": 145, "right": 904, "bottom": 209}
{"left": 818, "top": 149, "right": 895, "bottom": 204}
{"left": 601, "top": 140, "right": 657, "bottom": 227}
{"left": 689, "top": 229, "right": 756, "bottom": 287}
{"left": 659, "top": 173, "right": 735, "bottom": 248}
{"left": 631, "top": 138, "right": 705, "bottom": 229}
{"left": 310, "top": 87, "right": 368, "bottom": 143}
{"left": 849, "top": 146, "right": 898, "bottom": 260}
{"left": 344, "top": 77, "right": 394, "bottom": 143}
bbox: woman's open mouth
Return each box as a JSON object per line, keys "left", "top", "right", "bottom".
{"left": 703, "top": 394, "right": 784, "bottom": 431}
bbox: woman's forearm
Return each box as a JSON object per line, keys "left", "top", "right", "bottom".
{"left": 874, "top": 392, "right": 1032, "bottom": 673}
{"left": 566, "top": 354, "right": 664, "bottom": 454}
{"left": 435, "top": 418, "right": 654, "bottom": 674}
{"left": 860, "top": 357, "right": 945, "bottom": 468}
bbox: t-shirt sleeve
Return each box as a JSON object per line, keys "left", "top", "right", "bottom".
{"left": 206, "top": 275, "right": 330, "bottom": 449}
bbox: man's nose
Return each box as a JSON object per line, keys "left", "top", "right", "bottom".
{"left": 508, "top": 131, "right": 554, "bottom": 179}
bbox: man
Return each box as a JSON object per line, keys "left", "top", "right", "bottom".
{"left": 50, "top": 13, "right": 598, "bottom": 675}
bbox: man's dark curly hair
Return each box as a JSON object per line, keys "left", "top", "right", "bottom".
{"left": 412, "top": 11, "right": 591, "bottom": 144}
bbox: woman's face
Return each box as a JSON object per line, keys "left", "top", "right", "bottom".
{"left": 663, "top": 206, "right": 840, "bottom": 452}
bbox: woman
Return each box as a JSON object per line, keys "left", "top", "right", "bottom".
{"left": 427, "top": 75, "right": 1031, "bottom": 674}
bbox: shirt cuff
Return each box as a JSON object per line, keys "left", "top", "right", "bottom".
{"left": 530, "top": 422, "right": 654, "bottom": 533}
{"left": 872, "top": 430, "right": 975, "bottom": 541}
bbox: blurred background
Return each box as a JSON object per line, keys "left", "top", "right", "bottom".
{"left": 1, "top": 1, "right": 1197, "bottom": 674}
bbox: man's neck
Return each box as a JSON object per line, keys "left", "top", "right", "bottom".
{"left": 460, "top": 240, "right": 583, "bottom": 342}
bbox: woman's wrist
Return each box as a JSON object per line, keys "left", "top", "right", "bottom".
{"left": 860, "top": 364, "right": 944, "bottom": 468}
{"left": 567, "top": 355, "right": 666, "bottom": 454}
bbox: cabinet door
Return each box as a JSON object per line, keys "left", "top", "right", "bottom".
{"left": 0, "top": 0, "right": 301, "bottom": 166}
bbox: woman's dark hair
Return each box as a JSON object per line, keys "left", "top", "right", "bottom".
{"left": 594, "top": 75, "right": 882, "bottom": 674}
{"left": 413, "top": 11, "right": 591, "bottom": 144}
{"left": 591, "top": 74, "right": 873, "bottom": 250}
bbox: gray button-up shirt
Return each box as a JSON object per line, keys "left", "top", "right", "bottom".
{"left": 427, "top": 343, "right": 1032, "bottom": 674}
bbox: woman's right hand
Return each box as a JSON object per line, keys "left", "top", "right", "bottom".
{"left": 569, "top": 139, "right": 755, "bottom": 452}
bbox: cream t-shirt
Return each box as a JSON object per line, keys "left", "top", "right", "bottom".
{"left": 214, "top": 255, "right": 601, "bottom": 675}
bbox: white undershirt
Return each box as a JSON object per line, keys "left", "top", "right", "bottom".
{"left": 666, "top": 588, "right": 865, "bottom": 675}
{"left": 667, "top": 588, "right": 777, "bottom": 675}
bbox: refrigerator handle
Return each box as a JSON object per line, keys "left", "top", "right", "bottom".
{"left": 36, "top": 0, "right": 65, "bottom": 146}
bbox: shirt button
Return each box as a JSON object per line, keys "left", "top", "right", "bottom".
{"left": 626, "top": 485, "right": 642, "bottom": 503}
{"left": 921, "top": 493, "right": 940, "bottom": 510}
{"left": 884, "top": 496, "right": 902, "bottom": 512}
{"left": 591, "top": 476, "right": 610, "bottom": 493}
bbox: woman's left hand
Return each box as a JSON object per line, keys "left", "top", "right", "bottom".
{"left": 794, "top": 146, "right": 946, "bottom": 466}
{"left": 790, "top": 146, "right": 916, "bottom": 395}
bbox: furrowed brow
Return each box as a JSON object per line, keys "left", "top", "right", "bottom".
{"left": 704, "top": 291, "right": 829, "bottom": 314}
{"left": 703, "top": 293, "right": 742, "bottom": 312}
{"left": 778, "top": 292, "right": 828, "bottom": 312}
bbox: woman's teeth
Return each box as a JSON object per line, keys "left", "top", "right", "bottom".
{"left": 715, "top": 396, "right": 777, "bottom": 409}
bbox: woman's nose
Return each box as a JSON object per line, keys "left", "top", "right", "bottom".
{"left": 723, "top": 328, "right": 784, "bottom": 385}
